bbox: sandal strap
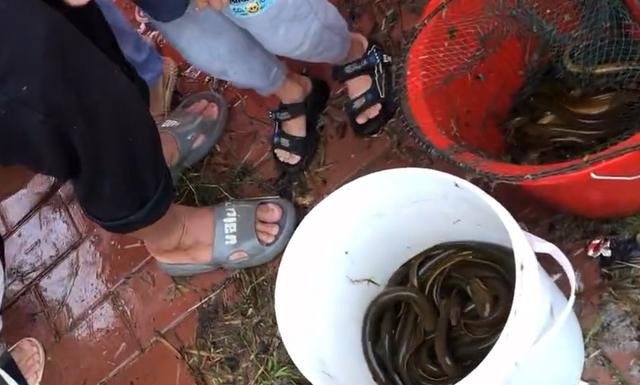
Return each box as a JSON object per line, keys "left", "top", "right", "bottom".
{"left": 332, "top": 40, "right": 393, "bottom": 121}
{"left": 269, "top": 102, "right": 307, "bottom": 122}
{"left": 0, "top": 352, "right": 28, "bottom": 385}
{"left": 272, "top": 125, "right": 307, "bottom": 156}
{"left": 344, "top": 86, "right": 386, "bottom": 119}
{"left": 331, "top": 43, "right": 392, "bottom": 83}
{"left": 211, "top": 198, "right": 294, "bottom": 266}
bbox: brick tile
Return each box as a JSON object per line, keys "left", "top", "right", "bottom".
{"left": 208, "top": 90, "right": 276, "bottom": 180}
{"left": 608, "top": 351, "right": 640, "bottom": 385}
{"left": 583, "top": 360, "right": 616, "bottom": 385}
{"left": 285, "top": 125, "right": 393, "bottom": 209}
{"left": 65, "top": 198, "right": 94, "bottom": 235}
{"left": 1, "top": 289, "right": 57, "bottom": 349}
{"left": 577, "top": 285, "right": 602, "bottom": 331}
{"left": 38, "top": 250, "right": 106, "bottom": 333}
{"left": 224, "top": 89, "right": 272, "bottom": 130}
{"left": 216, "top": 126, "right": 272, "bottom": 170}
{"left": 333, "top": 138, "right": 468, "bottom": 195}
{"left": 115, "top": 262, "right": 226, "bottom": 347}
{"left": 38, "top": 231, "right": 151, "bottom": 333}
{"left": 57, "top": 182, "right": 74, "bottom": 204}
{"left": 320, "top": 126, "right": 392, "bottom": 192}
{"left": 347, "top": 147, "right": 416, "bottom": 183}
{"left": 3, "top": 196, "right": 80, "bottom": 302}
{"left": 102, "top": 342, "right": 198, "bottom": 385}
{"left": 163, "top": 311, "right": 198, "bottom": 349}
{"left": 41, "top": 301, "right": 139, "bottom": 385}
{"left": 163, "top": 277, "right": 239, "bottom": 350}
{"left": 1, "top": 175, "right": 56, "bottom": 230}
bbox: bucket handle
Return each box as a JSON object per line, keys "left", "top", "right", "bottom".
{"left": 523, "top": 231, "right": 576, "bottom": 351}
{"left": 590, "top": 171, "right": 640, "bottom": 181}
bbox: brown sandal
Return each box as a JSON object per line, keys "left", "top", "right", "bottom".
{"left": 150, "top": 56, "right": 179, "bottom": 122}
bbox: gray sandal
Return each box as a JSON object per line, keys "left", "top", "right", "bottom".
{"left": 158, "top": 197, "right": 297, "bottom": 277}
{"left": 159, "top": 91, "right": 228, "bottom": 177}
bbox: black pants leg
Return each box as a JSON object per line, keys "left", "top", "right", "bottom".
{"left": 0, "top": 0, "right": 174, "bottom": 234}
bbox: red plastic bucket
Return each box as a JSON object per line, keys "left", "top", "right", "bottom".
{"left": 402, "top": 0, "right": 640, "bottom": 218}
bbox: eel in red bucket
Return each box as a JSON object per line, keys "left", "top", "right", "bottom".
{"left": 501, "top": 82, "right": 640, "bottom": 165}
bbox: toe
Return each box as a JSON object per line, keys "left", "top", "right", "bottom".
{"left": 179, "top": 101, "right": 221, "bottom": 151}
{"left": 256, "top": 221, "right": 279, "bottom": 237}
{"left": 202, "top": 102, "right": 219, "bottom": 119}
{"left": 255, "top": 204, "right": 281, "bottom": 246}
{"left": 256, "top": 230, "right": 277, "bottom": 245}
{"left": 355, "top": 104, "right": 382, "bottom": 124}
{"left": 186, "top": 100, "right": 209, "bottom": 114}
{"left": 229, "top": 250, "right": 249, "bottom": 261}
{"left": 287, "top": 154, "right": 301, "bottom": 165}
{"left": 274, "top": 149, "right": 302, "bottom": 165}
{"left": 256, "top": 203, "right": 282, "bottom": 223}
{"left": 274, "top": 149, "right": 287, "bottom": 162}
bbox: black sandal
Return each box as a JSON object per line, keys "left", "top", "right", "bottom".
{"left": 270, "top": 77, "right": 331, "bottom": 172}
{"left": 332, "top": 38, "right": 397, "bottom": 137}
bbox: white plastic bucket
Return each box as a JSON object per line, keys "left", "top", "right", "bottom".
{"left": 275, "top": 168, "right": 584, "bottom": 385}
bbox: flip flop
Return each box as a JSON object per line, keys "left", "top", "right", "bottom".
{"left": 157, "top": 197, "right": 296, "bottom": 277}
{"left": 159, "top": 91, "right": 228, "bottom": 178}
{"left": 0, "top": 338, "right": 45, "bottom": 385}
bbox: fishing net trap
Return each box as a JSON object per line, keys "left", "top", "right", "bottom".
{"left": 398, "top": 0, "right": 640, "bottom": 184}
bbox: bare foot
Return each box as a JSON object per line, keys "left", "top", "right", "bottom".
{"left": 345, "top": 33, "right": 382, "bottom": 125}
{"left": 159, "top": 100, "right": 220, "bottom": 166}
{"left": 273, "top": 74, "right": 312, "bottom": 165}
{"left": 7, "top": 338, "right": 44, "bottom": 385}
{"left": 150, "top": 203, "right": 282, "bottom": 264}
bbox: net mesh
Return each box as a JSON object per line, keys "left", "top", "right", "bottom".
{"left": 398, "top": 0, "right": 640, "bottom": 180}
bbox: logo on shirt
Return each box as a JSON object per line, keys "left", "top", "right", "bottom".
{"left": 230, "top": 0, "right": 273, "bottom": 18}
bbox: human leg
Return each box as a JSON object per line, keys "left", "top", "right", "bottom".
{"left": 0, "top": 0, "right": 294, "bottom": 277}
{"left": 150, "top": 5, "right": 286, "bottom": 95}
{"left": 224, "top": 0, "right": 396, "bottom": 137}
{"left": 149, "top": 3, "right": 330, "bottom": 169}
{"left": 94, "top": 0, "right": 163, "bottom": 86}
{"left": 94, "top": 0, "right": 178, "bottom": 121}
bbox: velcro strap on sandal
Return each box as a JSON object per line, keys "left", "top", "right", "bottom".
{"left": 0, "top": 353, "right": 28, "bottom": 385}
{"left": 272, "top": 127, "right": 306, "bottom": 156}
{"left": 344, "top": 87, "right": 384, "bottom": 118}
{"left": 269, "top": 102, "right": 307, "bottom": 122}
{"left": 332, "top": 45, "right": 392, "bottom": 83}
